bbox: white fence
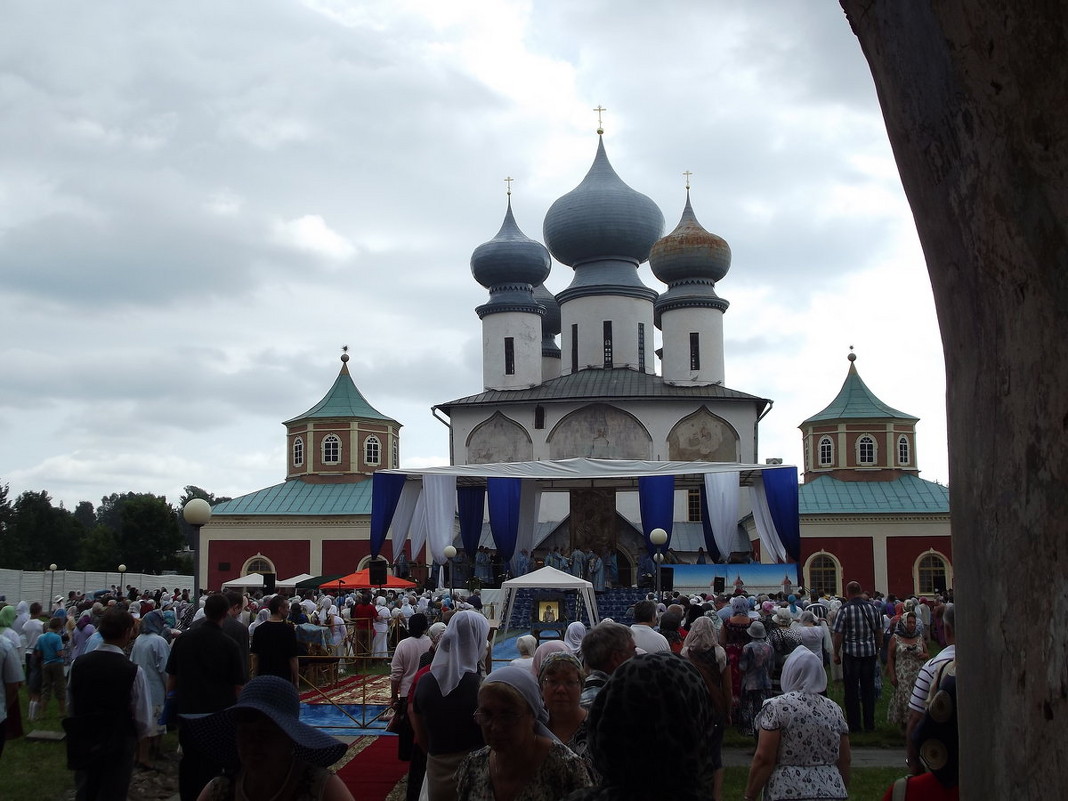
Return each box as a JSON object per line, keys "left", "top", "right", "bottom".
{"left": 0, "top": 568, "right": 194, "bottom": 604}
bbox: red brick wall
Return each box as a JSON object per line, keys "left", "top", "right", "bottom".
{"left": 802, "top": 536, "right": 876, "bottom": 591}
{"left": 207, "top": 540, "right": 310, "bottom": 591}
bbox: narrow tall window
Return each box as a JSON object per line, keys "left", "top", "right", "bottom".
{"left": 689, "top": 332, "right": 701, "bottom": 370}
{"left": 293, "top": 436, "right": 304, "bottom": 467}
{"left": 917, "top": 553, "right": 948, "bottom": 594}
{"left": 818, "top": 436, "right": 834, "bottom": 467}
{"left": 898, "top": 435, "right": 910, "bottom": 465}
{"left": 687, "top": 488, "right": 702, "bottom": 522}
{"left": 392, "top": 439, "right": 399, "bottom": 469}
{"left": 809, "top": 554, "right": 839, "bottom": 596}
{"left": 603, "top": 321, "right": 613, "bottom": 368}
{"left": 504, "top": 337, "right": 515, "bottom": 375}
{"left": 364, "top": 435, "right": 381, "bottom": 465}
{"left": 322, "top": 434, "right": 341, "bottom": 464}
{"left": 534, "top": 405, "right": 545, "bottom": 430}
{"left": 858, "top": 435, "right": 876, "bottom": 465}
{"left": 571, "top": 324, "right": 578, "bottom": 373}
{"left": 637, "top": 323, "right": 646, "bottom": 372}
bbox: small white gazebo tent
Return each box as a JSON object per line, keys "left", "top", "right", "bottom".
{"left": 275, "top": 573, "right": 314, "bottom": 590}
{"left": 221, "top": 572, "right": 266, "bottom": 589}
{"left": 497, "top": 565, "right": 599, "bottom": 636}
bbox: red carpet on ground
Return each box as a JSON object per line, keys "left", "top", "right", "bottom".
{"left": 338, "top": 736, "right": 409, "bottom": 801}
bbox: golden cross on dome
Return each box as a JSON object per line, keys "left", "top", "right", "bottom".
{"left": 594, "top": 105, "right": 607, "bottom": 134}
{"left": 504, "top": 176, "right": 514, "bottom": 196}
{"left": 683, "top": 170, "right": 693, "bottom": 190}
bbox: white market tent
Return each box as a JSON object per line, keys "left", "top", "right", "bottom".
{"left": 497, "top": 565, "right": 599, "bottom": 634}
{"left": 275, "top": 573, "right": 314, "bottom": 590}
{"left": 220, "top": 572, "right": 266, "bottom": 589}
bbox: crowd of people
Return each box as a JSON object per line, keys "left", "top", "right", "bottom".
{"left": 0, "top": 579, "right": 957, "bottom": 801}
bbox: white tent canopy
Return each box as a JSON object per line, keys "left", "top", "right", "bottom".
{"left": 497, "top": 565, "right": 599, "bottom": 637}
{"left": 221, "top": 572, "right": 266, "bottom": 589}
{"left": 276, "top": 573, "right": 314, "bottom": 590}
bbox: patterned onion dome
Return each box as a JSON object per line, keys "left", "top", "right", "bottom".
{"left": 649, "top": 193, "right": 731, "bottom": 284}
{"left": 532, "top": 283, "right": 561, "bottom": 336}
{"left": 543, "top": 136, "right": 665, "bottom": 267}
{"left": 470, "top": 200, "right": 552, "bottom": 288}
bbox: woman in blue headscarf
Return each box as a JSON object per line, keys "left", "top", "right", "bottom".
{"left": 131, "top": 610, "right": 170, "bottom": 768}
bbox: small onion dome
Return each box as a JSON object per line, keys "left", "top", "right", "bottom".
{"left": 470, "top": 199, "right": 552, "bottom": 289}
{"left": 543, "top": 136, "right": 665, "bottom": 268}
{"left": 533, "top": 283, "right": 561, "bottom": 337}
{"left": 649, "top": 193, "right": 731, "bottom": 285}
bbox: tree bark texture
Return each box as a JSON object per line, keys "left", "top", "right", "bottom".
{"left": 840, "top": 2, "right": 1067, "bottom": 797}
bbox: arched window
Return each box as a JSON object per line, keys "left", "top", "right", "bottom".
{"left": 916, "top": 552, "right": 950, "bottom": 594}
{"left": 818, "top": 436, "right": 834, "bottom": 467}
{"left": 322, "top": 434, "right": 341, "bottom": 465}
{"left": 292, "top": 436, "right": 304, "bottom": 467}
{"left": 364, "top": 435, "right": 381, "bottom": 465}
{"left": 806, "top": 552, "right": 840, "bottom": 596}
{"left": 242, "top": 554, "right": 275, "bottom": 576}
{"left": 857, "top": 434, "right": 876, "bottom": 465}
{"left": 898, "top": 435, "right": 910, "bottom": 466}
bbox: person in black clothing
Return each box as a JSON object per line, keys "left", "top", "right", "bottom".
{"left": 167, "top": 593, "right": 245, "bottom": 801}
{"left": 251, "top": 594, "right": 300, "bottom": 686}
{"left": 66, "top": 608, "right": 152, "bottom": 801}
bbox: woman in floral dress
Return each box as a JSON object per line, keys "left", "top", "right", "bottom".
{"left": 886, "top": 611, "right": 928, "bottom": 728}
{"left": 738, "top": 621, "right": 775, "bottom": 737}
{"left": 744, "top": 647, "right": 850, "bottom": 801}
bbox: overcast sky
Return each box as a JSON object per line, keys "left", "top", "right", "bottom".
{"left": 0, "top": 1, "right": 948, "bottom": 511}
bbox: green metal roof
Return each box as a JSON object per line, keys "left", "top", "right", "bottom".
{"left": 284, "top": 363, "right": 398, "bottom": 425}
{"left": 210, "top": 478, "right": 373, "bottom": 516}
{"left": 436, "top": 368, "right": 770, "bottom": 414}
{"left": 802, "top": 359, "right": 916, "bottom": 425}
{"left": 799, "top": 474, "right": 948, "bottom": 515}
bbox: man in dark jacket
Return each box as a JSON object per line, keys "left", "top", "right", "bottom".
{"left": 66, "top": 608, "right": 152, "bottom": 801}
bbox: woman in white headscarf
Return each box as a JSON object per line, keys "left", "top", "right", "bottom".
{"left": 563, "top": 621, "right": 587, "bottom": 655}
{"left": 410, "top": 610, "right": 490, "bottom": 801}
{"left": 744, "top": 648, "right": 850, "bottom": 801}
{"left": 372, "top": 597, "right": 390, "bottom": 659}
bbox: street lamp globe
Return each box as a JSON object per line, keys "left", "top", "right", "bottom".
{"left": 183, "top": 498, "right": 212, "bottom": 526}
{"left": 443, "top": 545, "right": 457, "bottom": 560}
{"left": 49, "top": 563, "right": 58, "bottom": 571}
{"left": 649, "top": 528, "right": 668, "bottom": 547}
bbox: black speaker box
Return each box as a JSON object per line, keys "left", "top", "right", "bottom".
{"left": 368, "top": 558, "right": 388, "bottom": 586}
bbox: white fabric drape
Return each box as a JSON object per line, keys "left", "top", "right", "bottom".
{"left": 704, "top": 471, "right": 739, "bottom": 559}
{"left": 510, "top": 480, "right": 541, "bottom": 574}
{"left": 750, "top": 476, "right": 788, "bottom": 563}
{"left": 407, "top": 490, "right": 428, "bottom": 565}
{"left": 424, "top": 474, "right": 457, "bottom": 565}
{"left": 389, "top": 481, "right": 422, "bottom": 563}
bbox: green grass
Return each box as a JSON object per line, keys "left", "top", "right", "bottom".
{"left": 4, "top": 686, "right": 73, "bottom": 800}
{"left": 723, "top": 766, "right": 903, "bottom": 800}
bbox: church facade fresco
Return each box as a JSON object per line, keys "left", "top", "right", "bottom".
{"left": 466, "top": 411, "right": 534, "bottom": 464}
{"left": 667, "top": 406, "right": 739, "bottom": 462}
{"left": 546, "top": 403, "right": 652, "bottom": 460}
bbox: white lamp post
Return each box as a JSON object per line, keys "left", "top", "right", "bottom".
{"left": 443, "top": 545, "right": 457, "bottom": 598}
{"left": 49, "top": 563, "right": 58, "bottom": 607}
{"left": 650, "top": 528, "right": 668, "bottom": 599}
{"left": 118, "top": 564, "right": 127, "bottom": 597}
{"left": 183, "top": 498, "right": 213, "bottom": 598}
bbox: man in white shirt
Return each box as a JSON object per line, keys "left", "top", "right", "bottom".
{"left": 629, "top": 600, "right": 670, "bottom": 653}
{"left": 905, "top": 603, "right": 956, "bottom": 774}
{"left": 65, "top": 608, "right": 153, "bottom": 798}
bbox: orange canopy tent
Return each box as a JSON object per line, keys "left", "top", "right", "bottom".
{"left": 320, "top": 569, "right": 417, "bottom": 591}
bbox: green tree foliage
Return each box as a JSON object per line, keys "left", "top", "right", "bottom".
{"left": 85, "top": 492, "right": 185, "bottom": 574}
{"left": 73, "top": 500, "right": 95, "bottom": 530}
{"left": 0, "top": 489, "right": 83, "bottom": 569}
{"left": 77, "top": 524, "right": 119, "bottom": 573}
{"left": 176, "top": 485, "right": 232, "bottom": 549}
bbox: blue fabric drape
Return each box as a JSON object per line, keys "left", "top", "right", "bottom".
{"left": 370, "top": 473, "right": 407, "bottom": 558}
{"left": 487, "top": 478, "right": 521, "bottom": 562}
{"left": 457, "top": 487, "right": 486, "bottom": 559}
{"left": 763, "top": 467, "right": 801, "bottom": 563}
{"left": 699, "top": 486, "right": 722, "bottom": 562}
{"left": 638, "top": 475, "right": 675, "bottom": 555}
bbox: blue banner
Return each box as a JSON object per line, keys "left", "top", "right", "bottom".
{"left": 369, "top": 472, "right": 407, "bottom": 558}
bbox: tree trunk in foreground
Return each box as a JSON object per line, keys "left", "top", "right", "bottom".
{"left": 840, "top": 2, "right": 1068, "bottom": 797}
